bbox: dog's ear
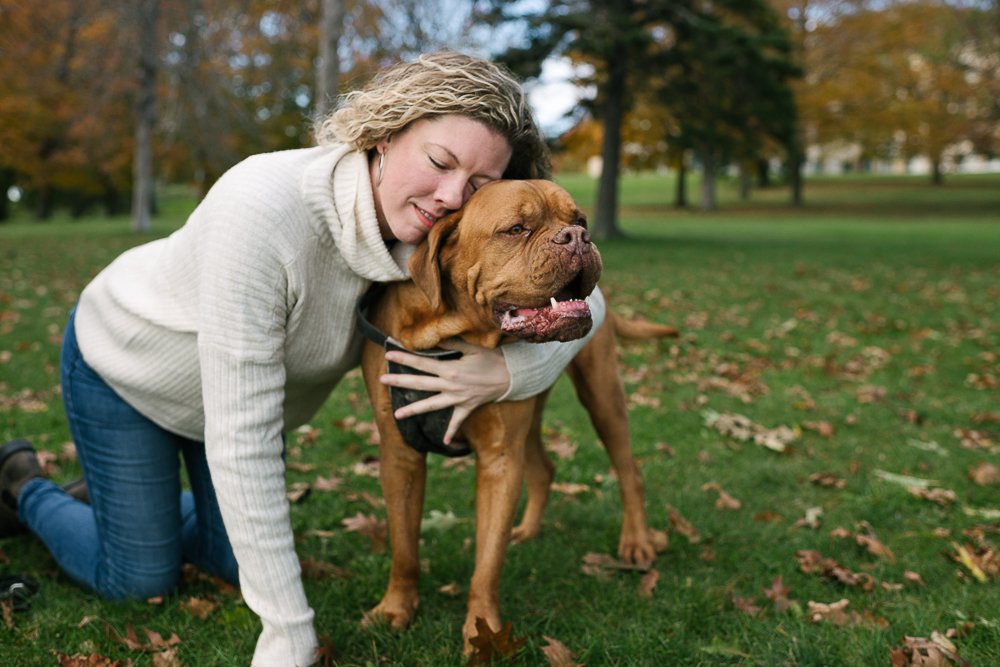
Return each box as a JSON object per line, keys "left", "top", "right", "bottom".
{"left": 408, "top": 211, "right": 462, "bottom": 311}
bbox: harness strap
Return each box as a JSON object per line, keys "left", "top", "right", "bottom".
{"left": 356, "top": 285, "right": 471, "bottom": 457}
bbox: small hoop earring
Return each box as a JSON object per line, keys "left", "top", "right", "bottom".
{"left": 376, "top": 150, "right": 386, "bottom": 187}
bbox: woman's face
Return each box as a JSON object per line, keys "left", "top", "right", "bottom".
{"left": 371, "top": 114, "right": 513, "bottom": 245}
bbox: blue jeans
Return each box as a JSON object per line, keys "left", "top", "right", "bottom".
{"left": 17, "top": 309, "right": 238, "bottom": 599}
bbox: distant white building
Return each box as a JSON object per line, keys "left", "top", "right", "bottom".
{"left": 806, "top": 140, "right": 1000, "bottom": 176}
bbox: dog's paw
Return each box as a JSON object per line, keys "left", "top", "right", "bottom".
{"left": 361, "top": 595, "right": 419, "bottom": 631}
{"left": 618, "top": 528, "right": 666, "bottom": 568}
{"left": 509, "top": 521, "right": 541, "bottom": 544}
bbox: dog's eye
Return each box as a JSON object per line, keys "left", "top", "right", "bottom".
{"left": 504, "top": 223, "right": 528, "bottom": 236}
{"left": 575, "top": 215, "right": 588, "bottom": 228}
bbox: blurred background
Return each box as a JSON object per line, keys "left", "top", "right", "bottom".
{"left": 1, "top": 0, "right": 997, "bottom": 235}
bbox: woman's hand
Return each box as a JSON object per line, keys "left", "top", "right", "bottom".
{"left": 379, "top": 339, "right": 510, "bottom": 444}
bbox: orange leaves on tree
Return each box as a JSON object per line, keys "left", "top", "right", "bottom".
{"left": 467, "top": 617, "right": 527, "bottom": 665}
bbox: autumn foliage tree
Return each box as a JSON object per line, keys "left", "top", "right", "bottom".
{"left": 795, "top": 0, "right": 996, "bottom": 184}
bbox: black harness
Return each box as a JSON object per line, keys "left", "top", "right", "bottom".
{"left": 355, "top": 285, "right": 472, "bottom": 457}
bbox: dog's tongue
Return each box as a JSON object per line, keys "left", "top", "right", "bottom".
{"left": 501, "top": 298, "right": 594, "bottom": 343}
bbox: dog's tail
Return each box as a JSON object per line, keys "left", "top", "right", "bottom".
{"left": 609, "top": 311, "right": 680, "bottom": 341}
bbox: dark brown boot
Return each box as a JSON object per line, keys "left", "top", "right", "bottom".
{"left": 61, "top": 477, "right": 90, "bottom": 504}
{"left": 0, "top": 440, "right": 43, "bottom": 537}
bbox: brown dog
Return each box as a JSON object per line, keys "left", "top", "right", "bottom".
{"left": 359, "top": 180, "right": 677, "bottom": 651}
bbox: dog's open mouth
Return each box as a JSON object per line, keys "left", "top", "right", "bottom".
{"left": 495, "top": 276, "right": 595, "bottom": 343}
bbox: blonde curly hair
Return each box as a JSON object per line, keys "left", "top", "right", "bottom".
{"left": 315, "top": 51, "right": 551, "bottom": 180}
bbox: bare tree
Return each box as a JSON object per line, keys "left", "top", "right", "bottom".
{"left": 132, "top": 0, "right": 158, "bottom": 232}
{"left": 316, "top": 0, "right": 345, "bottom": 118}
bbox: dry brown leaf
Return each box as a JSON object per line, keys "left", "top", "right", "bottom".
{"left": 437, "top": 582, "right": 462, "bottom": 597}
{"left": 341, "top": 512, "right": 387, "bottom": 553}
{"left": 968, "top": 462, "right": 1000, "bottom": 486}
{"left": 639, "top": 569, "right": 659, "bottom": 598}
{"left": 890, "top": 632, "right": 972, "bottom": 667}
{"left": 949, "top": 542, "right": 999, "bottom": 582}
{"left": 300, "top": 557, "right": 351, "bottom": 580}
{"left": 151, "top": 648, "right": 182, "bottom": 667}
{"left": 467, "top": 618, "right": 527, "bottom": 665}
{"left": 731, "top": 592, "right": 763, "bottom": 617}
{"left": 809, "top": 472, "right": 847, "bottom": 489}
{"left": 104, "top": 622, "right": 181, "bottom": 653}
{"left": 551, "top": 482, "right": 590, "bottom": 495}
{"left": 796, "top": 550, "right": 875, "bottom": 590}
{"left": 667, "top": 505, "right": 701, "bottom": 544}
{"left": 540, "top": 635, "right": 583, "bottom": 667}
{"left": 762, "top": 575, "right": 796, "bottom": 613}
{"left": 286, "top": 482, "right": 311, "bottom": 504}
{"left": 909, "top": 487, "right": 957, "bottom": 506}
{"left": 53, "top": 652, "right": 131, "bottom": 667}
{"left": 180, "top": 596, "right": 217, "bottom": 620}
{"left": 701, "top": 482, "right": 741, "bottom": 510}
{"left": 312, "top": 475, "right": 344, "bottom": 492}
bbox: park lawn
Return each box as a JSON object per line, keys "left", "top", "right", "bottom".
{"left": 1, "top": 173, "right": 998, "bottom": 665}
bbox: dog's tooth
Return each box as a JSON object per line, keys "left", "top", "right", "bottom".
{"left": 550, "top": 297, "right": 558, "bottom": 309}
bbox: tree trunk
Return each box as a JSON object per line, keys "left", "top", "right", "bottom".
{"left": 699, "top": 148, "right": 717, "bottom": 211}
{"left": 931, "top": 159, "right": 944, "bottom": 186}
{"left": 316, "top": 0, "right": 345, "bottom": 118}
{"left": 789, "top": 132, "right": 803, "bottom": 207}
{"left": 738, "top": 163, "right": 751, "bottom": 200}
{"left": 674, "top": 156, "right": 688, "bottom": 209}
{"left": 593, "top": 38, "right": 627, "bottom": 241}
{"left": 132, "top": 0, "right": 158, "bottom": 233}
{"left": 0, "top": 169, "right": 12, "bottom": 221}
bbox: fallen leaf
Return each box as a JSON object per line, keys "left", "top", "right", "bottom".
{"left": 300, "top": 557, "right": 350, "bottom": 580}
{"left": 791, "top": 506, "right": 823, "bottom": 530}
{"left": 181, "top": 596, "right": 217, "bottom": 619}
{"left": 312, "top": 475, "right": 344, "bottom": 492}
{"left": 541, "top": 635, "right": 582, "bottom": 667}
{"left": 701, "top": 482, "right": 741, "bottom": 510}
{"left": 762, "top": 575, "right": 798, "bottom": 614}
{"left": 342, "top": 512, "right": 387, "bottom": 552}
{"left": 949, "top": 542, "right": 998, "bottom": 582}
{"left": 286, "top": 482, "right": 311, "bottom": 504}
{"left": 968, "top": 462, "right": 1000, "bottom": 486}
{"left": 53, "top": 652, "right": 130, "bottom": 667}
{"left": 809, "top": 472, "right": 847, "bottom": 489}
{"left": 437, "top": 582, "right": 462, "bottom": 597}
{"left": 104, "top": 622, "right": 181, "bottom": 653}
{"left": 731, "top": 592, "right": 763, "bottom": 617}
{"left": 667, "top": 505, "right": 701, "bottom": 543}
{"left": 422, "top": 509, "right": 464, "bottom": 533}
{"left": 639, "top": 569, "right": 659, "bottom": 597}
{"left": 890, "top": 631, "right": 972, "bottom": 667}
{"left": 551, "top": 482, "right": 590, "bottom": 495}
{"left": 909, "top": 487, "right": 957, "bottom": 506}
{"left": 467, "top": 618, "right": 527, "bottom": 665}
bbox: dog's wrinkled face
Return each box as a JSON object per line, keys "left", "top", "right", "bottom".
{"left": 410, "top": 180, "right": 602, "bottom": 343}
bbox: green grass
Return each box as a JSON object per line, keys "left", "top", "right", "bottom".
{"left": 2, "top": 173, "right": 999, "bottom": 665}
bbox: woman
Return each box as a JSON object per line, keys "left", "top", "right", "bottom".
{"left": 0, "top": 51, "right": 605, "bottom": 665}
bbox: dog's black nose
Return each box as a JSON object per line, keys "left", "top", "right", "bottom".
{"left": 551, "top": 225, "right": 591, "bottom": 249}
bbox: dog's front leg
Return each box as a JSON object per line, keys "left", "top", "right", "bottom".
{"left": 462, "top": 402, "right": 531, "bottom": 654}
{"left": 364, "top": 437, "right": 427, "bottom": 630}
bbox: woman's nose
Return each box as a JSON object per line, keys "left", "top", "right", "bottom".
{"left": 435, "top": 174, "right": 468, "bottom": 210}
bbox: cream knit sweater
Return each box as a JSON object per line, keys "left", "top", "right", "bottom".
{"left": 74, "top": 144, "right": 605, "bottom": 666}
